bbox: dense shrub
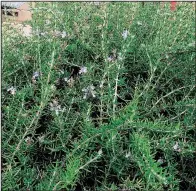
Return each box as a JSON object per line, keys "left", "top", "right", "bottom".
{"left": 2, "top": 2, "right": 195, "bottom": 190}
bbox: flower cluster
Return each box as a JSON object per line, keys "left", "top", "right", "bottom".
{"left": 33, "top": 28, "right": 67, "bottom": 39}
{"left": 82, "top": 85, "right": 96, "bottom": 99}
{"left": 49, "top": 99, "right": 64, "bottom": 115}
{"left": 53, "top": 30, "right": 67, "bottom": 38}
{"left": 79, "top": 66, "right": 87, "bottom": 74}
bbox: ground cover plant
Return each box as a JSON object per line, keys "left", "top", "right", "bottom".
{"left": 2, "top": 2, "right": 196, "bottom": 191}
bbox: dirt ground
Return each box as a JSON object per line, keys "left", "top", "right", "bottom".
{"left": 2, "top": 2, "right": 34, "bottom": 37}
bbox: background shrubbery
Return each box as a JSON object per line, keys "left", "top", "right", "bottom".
{"left": 2, "top": 2, "right": 195, "bottom": 191}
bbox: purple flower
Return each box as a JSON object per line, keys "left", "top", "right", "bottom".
{"left": 79, "top": 66, "right": 87, "bottom": 74}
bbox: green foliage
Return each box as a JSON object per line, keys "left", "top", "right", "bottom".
{"left": 2, "top": 2, "right": 195, "bottom": 191}
{"left": 131, "top": 133, "right": 178, "bottom": 190}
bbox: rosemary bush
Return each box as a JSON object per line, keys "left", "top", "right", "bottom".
{"left": 2, "top": 2, "right": 195, "bottom": 191}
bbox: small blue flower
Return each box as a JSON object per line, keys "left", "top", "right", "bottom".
{"left": 33, "top": 71, "right": 40, "bottom": 78}
{"left": 107, "top": 56, "right": 113, "bottom": 62}
{"left": 32, "top": 71, "right": 41, "bottom": 84}
{"left": 122, "top": 30, "right": 129, "bottom": 40}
